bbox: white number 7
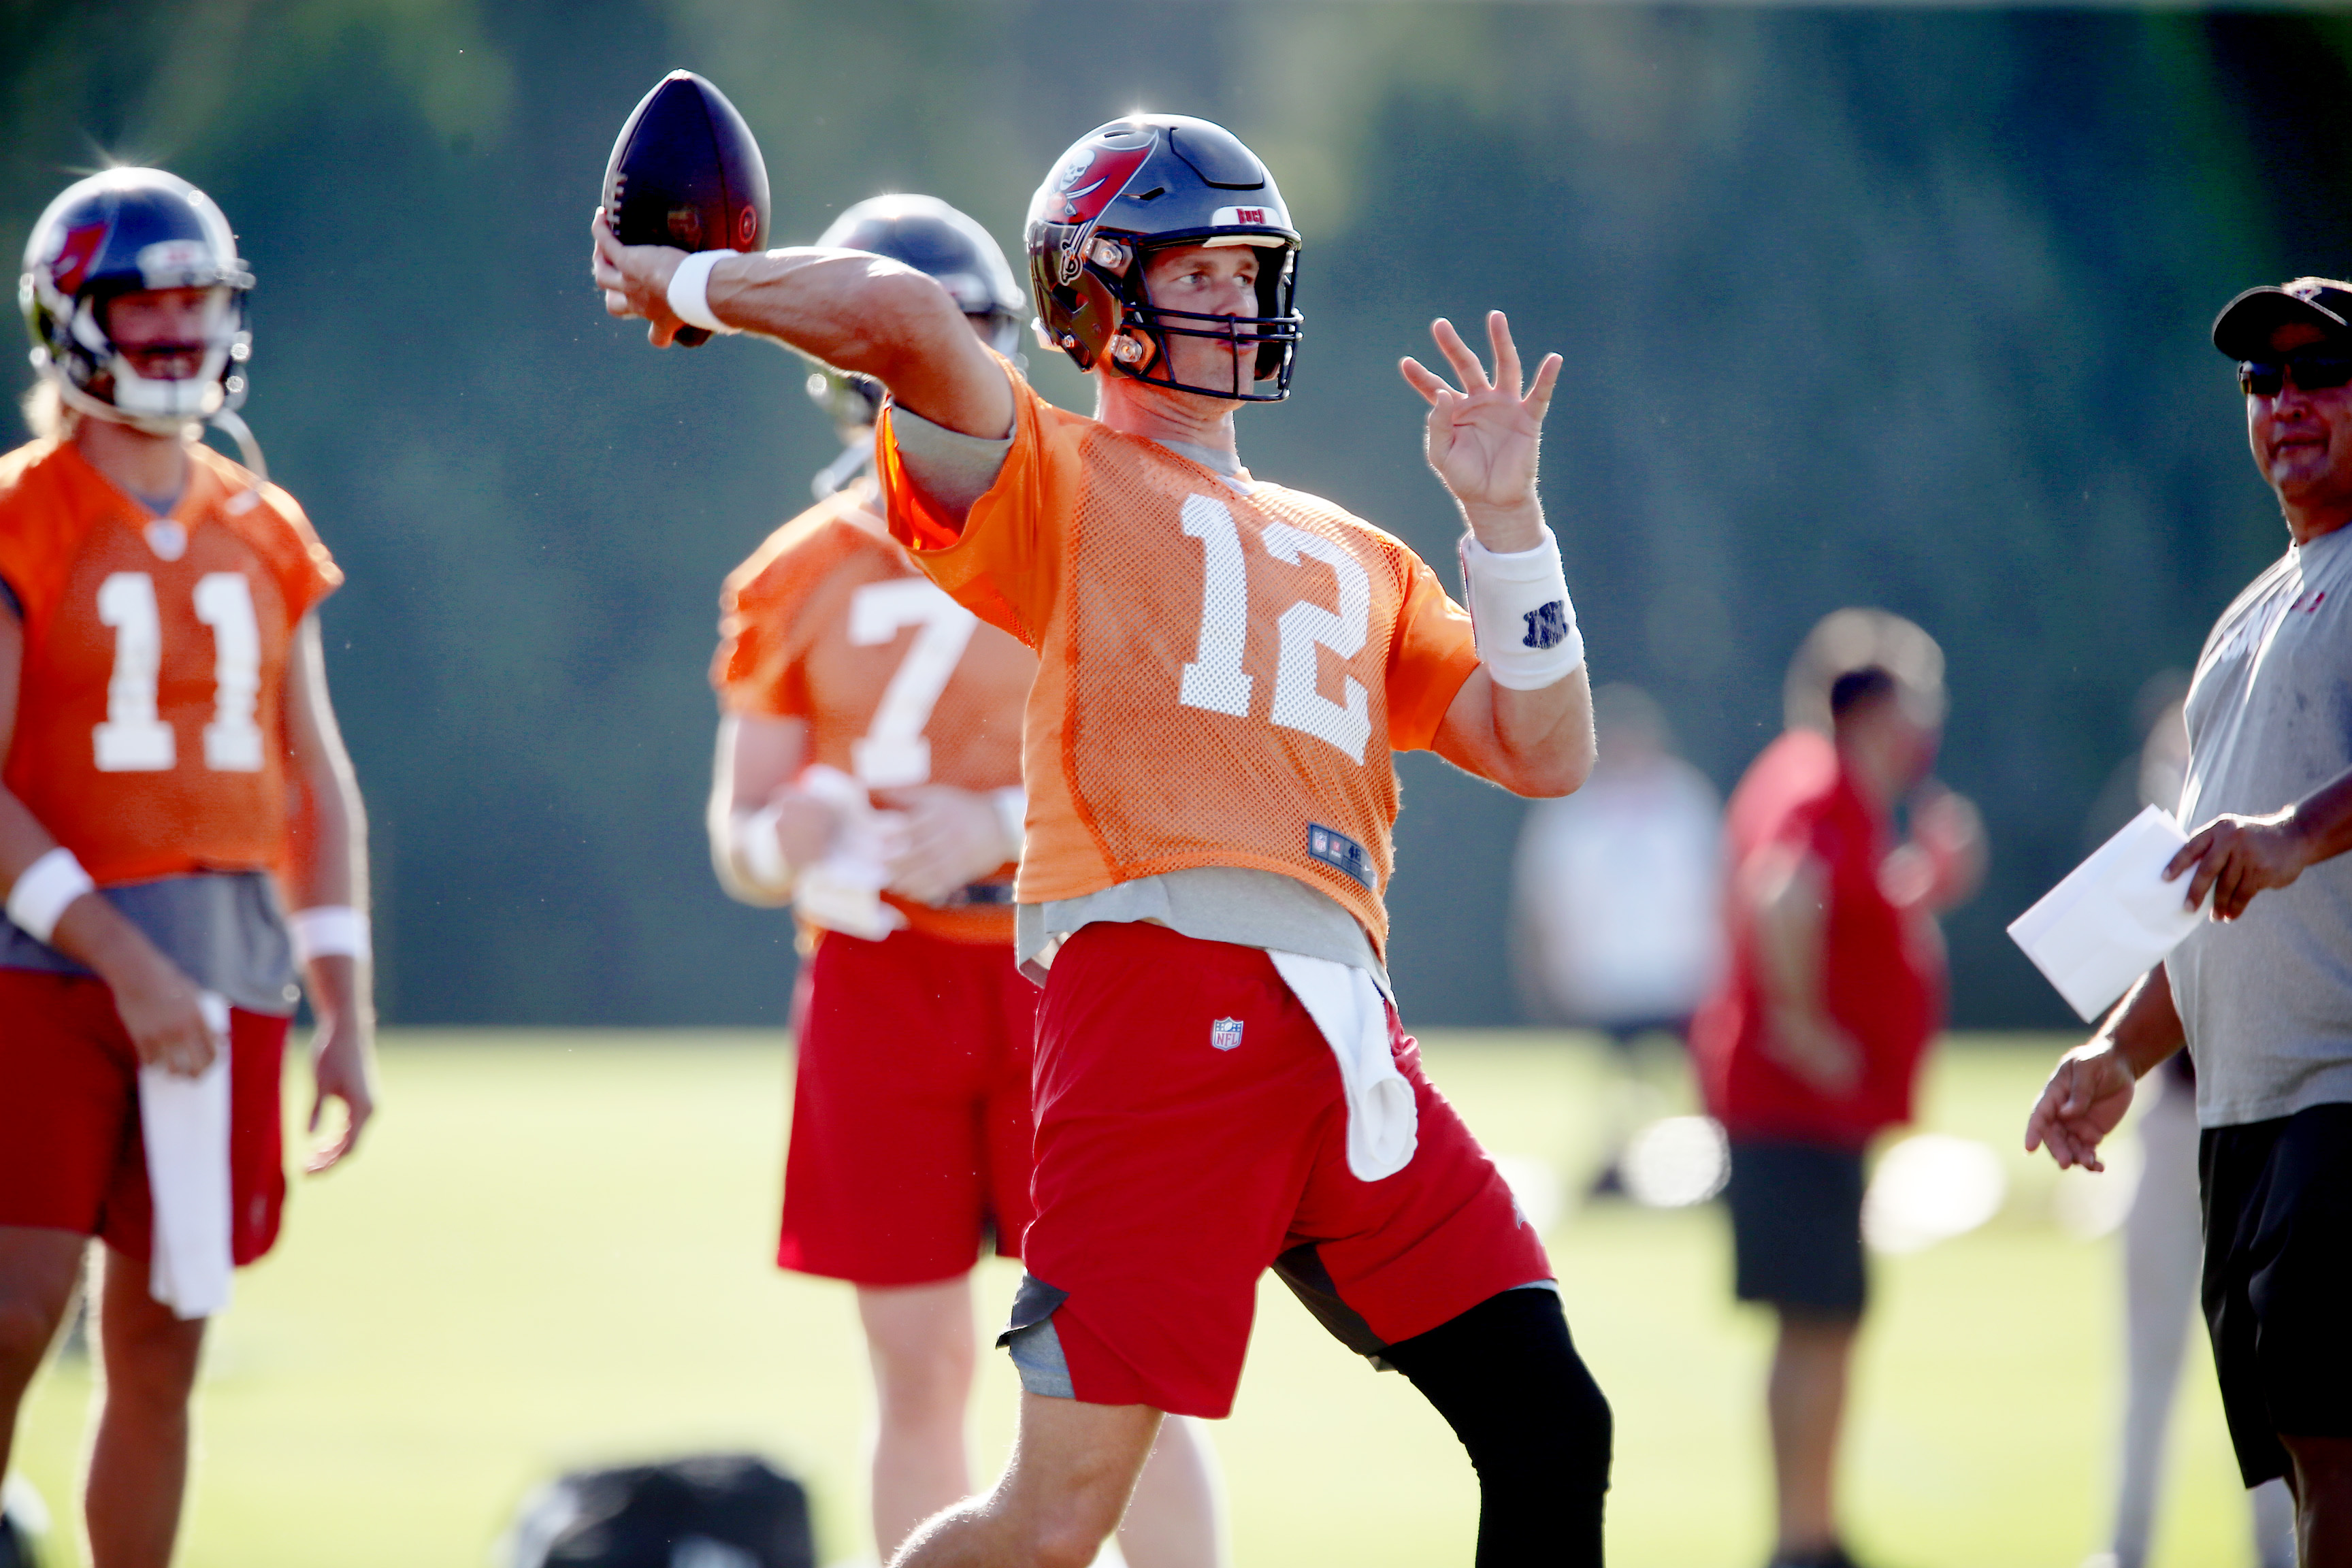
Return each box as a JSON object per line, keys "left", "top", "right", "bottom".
{"left": 849, "top": 578, "right": 979, "bottom": 789}
{"left": 1177, "top": 498, "right": 1373, "bottom": 763}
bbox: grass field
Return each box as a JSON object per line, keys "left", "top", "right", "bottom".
{"left": 12, "top": 1030, "right": 2259, "bottom": 1568}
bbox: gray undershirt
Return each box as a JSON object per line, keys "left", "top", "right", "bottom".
{"left": 2168, "top": 523, "right": 2352, "bottom": 1126}
{"left": 0, "top": 871, "right": 301, "bottom": 1017}
{"left": 888, "top": 406, "right": 1390, "bottom": 991}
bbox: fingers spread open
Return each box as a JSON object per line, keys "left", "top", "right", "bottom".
{"left": 1399, "top": 356, "right": 1453, "bottom": 406}
{"left": 1526, "top": 353, "right": 1563, "bottom": 423}
{"left": 1488, "top": 310, "right": 1522, "bottom": 397}
{"left": 1430, "top": 317, "right": 1490, "bottom": 391}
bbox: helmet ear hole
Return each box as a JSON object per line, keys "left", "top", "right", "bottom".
{"left": 1048, "top": 267, "right": 1125, "bottom": 370}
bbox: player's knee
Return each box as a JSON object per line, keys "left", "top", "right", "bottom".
{"left": 1027, "top": 1505, "right": 1119, "bottom": 1568}
{"left": 1492, "top": 1347, "right": 1612, "bottom": 1501}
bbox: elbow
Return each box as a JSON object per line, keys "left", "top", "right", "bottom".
{"left": 1501, "top": 725, "right": 1597, "bottom": 799}
{"left": 858, "top": 266, "right": 968, "bottom": 387}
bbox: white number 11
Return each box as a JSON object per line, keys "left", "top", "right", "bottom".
{"left": 93, "top": 571, "right": 264, "bottom": 774}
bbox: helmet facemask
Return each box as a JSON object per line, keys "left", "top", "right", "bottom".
{"left": 1088, "top": 234, "right": 1299, "bottom": 402}
{"left": 66, "top": 282, "right": 249, "bottom": 432}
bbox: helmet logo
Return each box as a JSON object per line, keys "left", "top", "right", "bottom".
{"left": 1048, "top": 137, "right": 1154, "bottom": 285}
{"left": 49, "top": 220, "right": 109, "bottom": 297}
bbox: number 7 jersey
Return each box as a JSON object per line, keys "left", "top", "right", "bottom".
{"left": 712, "top": 482, "right": 1034, "bottom": 944}
{"left": 0, "top": 438, "right": 340, "bottom": 885}
{"left": 879, "top": 368, "right": 1482, "bottom": 958}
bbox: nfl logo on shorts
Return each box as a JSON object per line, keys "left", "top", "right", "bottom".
{"left": 1210, "top": 1017, "right": 1245, "bottom": 1051}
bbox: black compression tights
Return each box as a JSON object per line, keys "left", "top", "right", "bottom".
{"left": 1382, "top": 1286, "right": 1613, "bottom": 1567}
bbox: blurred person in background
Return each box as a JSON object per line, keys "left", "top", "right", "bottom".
{"left": 1692, "top": 611, "right": 1984, "bottom": 1568}
{"left": 2080, "top": 675, "right": 2293, "bottom": 1568}
{"left": 0, "top": 169, "right": 375, "bottom": 1568}
{"left": 704, "top": 195, "right": 1221, "bottom": 1568}
{"left": 1511, "top": 682, "right": 1722, "bottom": 1194}
{"left": 2031, "top": 277, "right": 2352, "bottom": 1568}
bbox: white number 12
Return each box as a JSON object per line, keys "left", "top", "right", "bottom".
{"left": 93, "top": 571, "right": 264, "bottom": 774}
{"left": 1177, "top": 497, "right": 1373, "bottom": 763}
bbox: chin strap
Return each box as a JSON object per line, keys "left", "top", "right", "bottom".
{"left": 206, "top": 406, "right": 267, "bottom": 485}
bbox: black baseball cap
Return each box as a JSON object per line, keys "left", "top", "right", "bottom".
{"left": 2212, "top": 277, "right": 2352, "bottom": 360}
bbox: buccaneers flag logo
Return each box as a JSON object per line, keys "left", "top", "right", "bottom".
{"left": 1049, "top": 135, "right": 1153, "bottom": 227}
{"left": 48, "top": 220, "right": 110, "bottom": 297}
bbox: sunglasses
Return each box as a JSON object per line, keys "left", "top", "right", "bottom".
{"left": 2238, "top": 358, "right": 2352, "bottom": 396}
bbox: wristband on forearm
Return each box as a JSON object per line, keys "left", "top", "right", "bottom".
{"left": 732, "top": 801, "right": 795, "bottom": 897}
{"left": 6, "top": 846, "right": 95, "bottom": 945}
{"left": 666, "top": 251, "right": 738, "bottom": 336}
{"left": 1458, "top": 525, "right": 1584, "bottom": 689}
{"left": 289, "top": 905, "right": 372, "bottom": 966}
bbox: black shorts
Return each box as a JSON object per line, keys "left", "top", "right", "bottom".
{"left": 1725, "top": 1138, "right": 1866, "bottom": 1318}
{"left": 2200, "top": 1102, "right": 2352, "bottom": 1487}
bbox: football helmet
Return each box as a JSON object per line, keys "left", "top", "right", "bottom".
{"left": 806, "top": 193, "right": 1026, "bottom": 434}
{"left": 1026, "top": 114, "right": 1301, "bottom": 401}
{"left": 20, "top": 167, "right": 255, "bottom": 436}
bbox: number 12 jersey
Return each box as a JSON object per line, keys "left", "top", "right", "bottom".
{"left": 880, "top": 367, "right": 1480, "bottom": 958}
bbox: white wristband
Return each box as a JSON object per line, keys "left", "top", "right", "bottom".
{"left": 990, "top": 786, "right": 1027, "bottom": 862}
{"left": 734, "top": 802, "right": 794, "bottom": 896}
{"left": 6, "top": 846, "right": 95, "bottom": 945}
{"left": 1459, "top": 526, "right": 1584, "bottom": 690}
{"left": 289, "top": 905, "right": 371, "bottom": 965}
{"left": 666, "top": 250, "right": 736, "bottom": 336}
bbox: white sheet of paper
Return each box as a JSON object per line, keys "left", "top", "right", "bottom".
{"left": 2008, "top": 805, "right": 2206, "bottom": 1023}
{"left": 138, "top": 992, "right": 234, "bottom": 1320}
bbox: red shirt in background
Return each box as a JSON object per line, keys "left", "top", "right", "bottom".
{"left": 1692, "top": 730, "right": 1944, "bottom": 1149}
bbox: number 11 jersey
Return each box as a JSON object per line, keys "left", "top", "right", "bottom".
{"left": 0, "top": 438, "right": 341, "bottom": 886}
{"left": 880, "top": 368, "right": 1481, "bottom": 959}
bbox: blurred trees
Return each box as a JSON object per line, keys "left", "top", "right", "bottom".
{"left": 0, "top": 1, "right": 2342, "bottom": 1026}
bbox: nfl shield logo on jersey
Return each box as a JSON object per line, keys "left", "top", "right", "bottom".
{"left": 1210, "top": 1017, "right": 1245, "bottom": 1051}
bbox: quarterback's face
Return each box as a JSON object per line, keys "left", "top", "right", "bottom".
{"left": 2247, "top": 321, "right": 2352, "bottom": 510}
{"left": 103, "top": 285, "right": 225, "bottom": 382}
{"left": 1141, "top": 243, "right": 1260, "bottom": 392}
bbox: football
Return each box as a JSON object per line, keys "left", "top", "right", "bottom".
{"left": 602, "top": 69, "right": 770, "bottom": 346}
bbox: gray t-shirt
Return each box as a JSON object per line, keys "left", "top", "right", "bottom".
{"left": 0, "top": 870, "right": 301, "bottom": 1017}
{"left": 889, "top": 406, "right": 1392, "bottom": 990}
{"left": 2169, "top": 523, "right": 2352, "bottom": 1126}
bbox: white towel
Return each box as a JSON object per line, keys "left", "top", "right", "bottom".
{"left": 137, "top": 992, "right": 234, "bottom": 1320}
{"left": 2008, "top": 805, "right": 2208, "bottom": 1023}
{"left": 1269, "top": 952, "right": 1418, "bottom": 1180}
{"left": 790, "top": 764, "right": 911, "bottom": 942}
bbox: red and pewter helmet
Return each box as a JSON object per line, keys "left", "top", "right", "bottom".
{"left": 19, "top": 167, "right": 255, "bottom": 435}
{"left": 1025, "top": 114, "right": 1302, "bottom": 401}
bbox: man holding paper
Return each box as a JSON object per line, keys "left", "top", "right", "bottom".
{"left": 2027, "top": 276, "right": 2352, "bottom": 1567}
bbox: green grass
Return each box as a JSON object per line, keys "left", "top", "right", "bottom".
{"left": 12, "top": 1030, "right": 2258, "bottom": 1568}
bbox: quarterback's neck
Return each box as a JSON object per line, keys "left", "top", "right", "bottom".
{"left": 76, "top": 414, "right": 189, "bottom": 504}
{"left": 1094, "top": 371, "right": 1239, "bottom": 468}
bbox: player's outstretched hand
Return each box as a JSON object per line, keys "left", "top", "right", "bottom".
{"left": 305, "top": 1002, "right": 376, "bottom": 1173}
{"left": 2024, "top": 1041, "right": 2136, "bottom": 1171}
{"left": 591, "top": 208, "right": 689, "bottom": 348}
{"left": 2167, "top": 809, "right": 2307, "bottom": 921}
{"left": 875, "top": 785, "right": 1018, "bottom": 906}
{"left": 1399, "top": 311, "right": 1563, "bottom": 554}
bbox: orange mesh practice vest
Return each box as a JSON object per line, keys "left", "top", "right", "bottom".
{"left": 879, "top": 371, "right": 1480, "bottom": 956}
{"left": 713, "top": 482, "right": 1033, "bottom": 944}
{"left": 0, "top": 438, "right": 341, "bottom": 886}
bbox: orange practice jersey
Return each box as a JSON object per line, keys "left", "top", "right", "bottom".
{"left": 0, "top": 438, "right": 340, "bottom": 887}
{"left": 713, "top": 482, "right": 1034, "bottom": 943}
{"left": 879, "top": 369, "right": 1480, "bottom": 956}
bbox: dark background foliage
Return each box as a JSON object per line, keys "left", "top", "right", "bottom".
{"left": 3, "top": 1, "right": 2345, "bottom": 1027}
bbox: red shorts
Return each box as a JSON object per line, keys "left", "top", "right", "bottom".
{"left": 0, "top": 969, "right": 289, "bottom": 1264}
{"left": 1019, "top": 921, "right": 1552, "bottom": 1419}
{"left": 779, "top": 926, "right": 1039, "bottom": 1286}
